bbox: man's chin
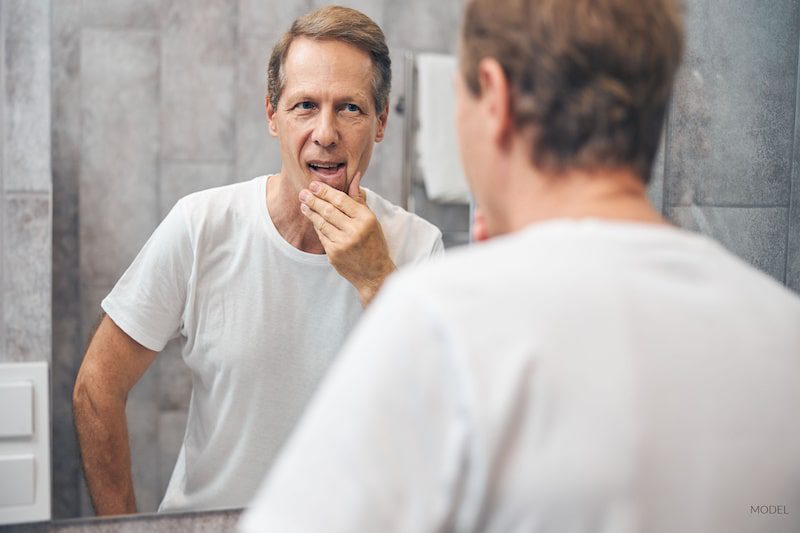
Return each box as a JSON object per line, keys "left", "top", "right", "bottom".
{"left": 306, "top": 166, "right": 348, "bottom": 191}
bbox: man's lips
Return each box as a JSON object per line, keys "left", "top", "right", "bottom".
{"left": 307, "top": 161, "right": 346, "bottom": 180}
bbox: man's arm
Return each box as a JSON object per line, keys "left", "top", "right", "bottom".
{"left": 73, "top": 314, "right": 158, "bottom": 516}
{"left": 299, "top": 172, "right": 396, "bottom": 307}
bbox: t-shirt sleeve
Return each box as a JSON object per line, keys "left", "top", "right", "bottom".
{"left": 238, "top": 277, "right": 471, "bottom": 533}
{"left": 101, "top": 200, "right": 194, "bottom": 352}
{"left": 405, "top": 223, "right": 444, "bottom": 266}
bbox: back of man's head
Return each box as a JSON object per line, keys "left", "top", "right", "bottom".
{"left": 461, "top": 0, "right": 684, "bottom": 182}
{"left": 267, "top": 5, "right": 391, "bottom": 114}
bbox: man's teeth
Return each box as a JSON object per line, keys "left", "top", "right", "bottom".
{"left": 310, "top": 163, "right": 341, "bottom": 169}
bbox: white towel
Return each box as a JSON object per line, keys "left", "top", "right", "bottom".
{"left": 416, "top": 54, "right": 471, "bottom": 204}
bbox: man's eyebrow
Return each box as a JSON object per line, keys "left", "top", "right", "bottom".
{"left": 283, "top": 91, "right": 316, "bottom": 102}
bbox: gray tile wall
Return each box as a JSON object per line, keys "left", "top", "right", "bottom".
{"left": 0, "top": 0, "right": 52, "bottom": 364}
{"left": 50, "top": 0, "right": 82, "bottom": 519}
{"left": 0, "top": 0, "right": 53, "bottom": 523}
{"left": 664, "top": 0, "right": 800, "bottom": 286}
{"left": 37, "top": 0, "right": 800, "bottom": 527}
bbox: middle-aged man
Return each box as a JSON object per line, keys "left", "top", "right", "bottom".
{"left": 73, "top": 6, "right": 443, "bottom": 515}
{"left": 241, "top": 0, "right": 800, "bottom": 531}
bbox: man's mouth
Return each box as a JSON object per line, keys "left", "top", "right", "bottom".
{"left": 307, "top": 161, "right": 346, "bottom": 179}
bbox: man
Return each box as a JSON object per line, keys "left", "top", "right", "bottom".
{"left": 240, "top": 0, "right": 800, "bottom": 532}
{"left": 73, "top": 6, "right": 443, "bottom": 515}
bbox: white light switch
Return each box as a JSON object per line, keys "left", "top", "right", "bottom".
{"left": 0, "top": 456, "right": 35, "bottom": 507}
{"left": 0, "top": 362, "right": 50, "bottom": 525}
{"left": 0, "top": 381, "right": 33, "bottom": 438}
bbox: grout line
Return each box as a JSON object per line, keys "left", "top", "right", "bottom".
{"left": 661, "top": 104, "right": 670, "bottom": 215}
{"left": 784, "top": 6, "right": 800, "bottom": 287}
{"left": 233, "top": 0, "right": 240, "bottom": 181}
{"left": 4, "top": 189, "right": 55, "bottom": 196}
{"left": 0, "top": 0, "right": 7, "bottom": 357}
{"left": 156, "top": 14, "right": 164, "bottom": 220}
{"left": 45, "top": 0, "right": 54, "bottom": 367}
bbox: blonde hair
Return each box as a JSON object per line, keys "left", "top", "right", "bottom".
{"left": 268, "top": 5, "right": 391, "bottom": 113}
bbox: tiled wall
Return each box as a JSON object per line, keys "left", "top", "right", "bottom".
{"left": 0, "top": 2, "right": 53, "bottom": 524}
{"left": 662, "top": 0, "right": 800, "bottom": 290}
{"left": 0, "top": 1, "right": 52, "bottom": 362}
{"left": 40, "top": 0, "right": 800, "bottom": 524}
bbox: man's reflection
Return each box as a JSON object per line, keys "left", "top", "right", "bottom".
{"left": 72, "top": 5, "right": 443, "bottom": 515}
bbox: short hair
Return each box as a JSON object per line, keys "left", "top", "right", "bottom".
{"left": 460, "top": 0, "right": 684, "bottom": 182}
{"left": 267, "top": 5, "right": 391, "bottom": 114}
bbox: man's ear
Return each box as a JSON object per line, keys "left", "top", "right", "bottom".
{"left": 266, "top": 96, "right": 278, "bottom": 137}
{"left": 374, "top": 103, "right": 389, "bottom": 143}
{"left": 477, "top": 58, "right": 513, "bottom": 149}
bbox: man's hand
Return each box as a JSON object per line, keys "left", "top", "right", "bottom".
{"left": 299, "top": 172, "right": 396, "bottom": 307}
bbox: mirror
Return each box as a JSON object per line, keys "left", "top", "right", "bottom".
{"left": 2, "top": 0, "right": 797, "bottom": 527}
{"left": 47, "top": 0, "right": 470, "bottom": 521}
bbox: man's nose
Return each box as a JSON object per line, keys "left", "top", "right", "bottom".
{"left": 312, "top": 109, "right": 339, "bottom": 148}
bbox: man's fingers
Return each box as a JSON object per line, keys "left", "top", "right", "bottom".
{"left": 300, "top": 188, "right": 353, "bottom": 229}
{"left": 300, "top": 203, "right": 340, "bottom": 242}
{"left": 308, "top": 182, "right": 360, "bottom": 218}
{"left": 347, "top": 171, "right": 365, "bottom": 202}
{"left": 472, "top": 207, "right": 490, "bottom": 242}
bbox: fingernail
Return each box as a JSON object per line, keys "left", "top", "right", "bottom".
{"left": 299, "top": 190, "right": 310, "bottom": 202}
{"left": 309, "top": 181, "right": 320, "bottom": 192}
{"left": 300, "top": 204, "right": 309, "bottom": 213}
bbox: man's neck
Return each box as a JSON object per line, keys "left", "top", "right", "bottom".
{"left": 490, "top": 162, "right": 668, "bottom": 236}
{"left": 267, "top": 172, "right": 326, "bottom": 254}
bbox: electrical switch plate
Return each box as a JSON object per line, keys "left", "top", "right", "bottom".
{"left": 0, "top": 381, "right": 34, "bottom": 438}
{"left": 0, "top": 362, "right": 50, "bottom": 525}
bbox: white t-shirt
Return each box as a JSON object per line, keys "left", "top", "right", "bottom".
{"left": 240, "top": 219, "right": 800, "bottom": 533}
{"left": 101, "top": 175, "right": 443, "bottom": 512}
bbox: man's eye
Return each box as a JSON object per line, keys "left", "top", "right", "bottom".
{"left": 343, "top": 104, "right": 361, "bottom": 113}
{"left": 295, "top": 102, "right": 315, "bottom": 110}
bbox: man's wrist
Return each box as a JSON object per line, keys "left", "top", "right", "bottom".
{"left": 357, "top": 261, "right": 396, "bottom": 307}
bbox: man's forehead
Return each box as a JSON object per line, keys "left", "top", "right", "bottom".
{"left": 283, "top": 37, "right": 373, "bottom": 77}
{"left": 281, "top": 38, "right": 374, "bottom": 103}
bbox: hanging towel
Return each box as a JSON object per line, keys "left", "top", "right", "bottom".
{"left": 416, "top": 53, "right": 471, "bottom": 204}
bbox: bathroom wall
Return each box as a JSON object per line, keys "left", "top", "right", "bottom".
{"left": 0, "top": 1, "right": 52, "bottom": 364}
{"left": 662, "top": 0, "right": 800, "bottom": 292}
{"left": 44, "top": 0, "right": 800, "bottom": 524}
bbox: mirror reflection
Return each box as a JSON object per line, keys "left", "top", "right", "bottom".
{"left": 50, "top": 0, "right": 470, "bottom": 521}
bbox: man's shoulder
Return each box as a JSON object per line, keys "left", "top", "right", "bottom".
{"left": 172, "top": 176, "right": 264, "bottom": 231}
{"left": 178, "top": 176, "right": 261, "bottom": 212}
{"left": 168, "top": 176, "right": 266, "bottom": 244}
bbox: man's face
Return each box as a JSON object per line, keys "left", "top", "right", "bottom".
{"left": 267, "top": 37, "right": 388, "bottom": 194}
